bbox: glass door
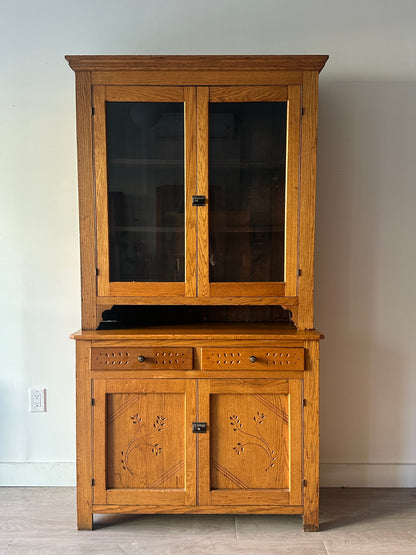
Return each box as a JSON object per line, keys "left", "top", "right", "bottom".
{"left": 94, "top": 86, "right": 197, "bottom": 298}
{"left": 197, "top": 86, "right": 301, "bottom": 299}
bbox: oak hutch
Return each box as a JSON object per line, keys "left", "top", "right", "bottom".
{"left": 67, "top": 55, "right": 327, "bottom": 531}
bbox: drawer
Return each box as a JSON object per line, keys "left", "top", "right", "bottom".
{"left": 91, "top": 347, "right": 193, "bottom": 370}
{"left": 201, "top": 347, "right": 304, "bottom": 371}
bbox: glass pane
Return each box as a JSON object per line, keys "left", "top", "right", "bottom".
{"left": 106, "top": 102, "right": 185, "bottom": 282}
{"left": 209, "top": 102, "right": 287, "bottom": 282}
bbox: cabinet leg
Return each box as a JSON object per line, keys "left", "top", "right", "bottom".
{"left": 303, "top": 505, "right": 319, "bottom": 532}
{"left": 77, "top": 505, "right": 93, "bottom": 530}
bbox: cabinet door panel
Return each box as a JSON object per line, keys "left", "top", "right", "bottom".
{"left": 198, "top": 379, "right": 302, "bottom": 506}
{"left": 197, "top": 86, "right": 301, "bottom": 299}
{"left": 94, "top": 86, "right": 197, "bottom": 298}
{"left": 93, "top": 379, "right": 196, "bottom": 506}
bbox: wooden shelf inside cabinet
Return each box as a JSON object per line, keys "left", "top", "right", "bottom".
{"left": 68, "top": 54, "right": 327, "bottom": 532}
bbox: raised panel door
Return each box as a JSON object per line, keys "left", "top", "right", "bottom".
{"left": 198, "top": 379, "right": 302, "bottom": 506}
{"left": 92, "top": 378, "right": 196, "bottom": 506}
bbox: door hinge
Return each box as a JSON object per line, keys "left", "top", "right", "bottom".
{"left": 95, "top": 268, "right": 99, "bottom": 276}
{"left": 303, "top": 479, "right": 307, "bottom": 487}
{"left": 297, "top": 269, "right": 302, "bottom": 277}
{"left": 91, "top": 398, "right": 95, "bottom": 406}
{"left": 303, "top": 398, "right": 307, "bottom": 407}
{"left": 91, "top": 106, "right": 95, "bottom": 116}
{"left": 301, "top": 107, "right": 305, "bottom": 116}
{"left": 91, "top": 478, "right": 95, "bottom": 486}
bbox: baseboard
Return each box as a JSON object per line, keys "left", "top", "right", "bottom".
{"left": 0, "top": 462, "right": 415, "bottom": 487}
{"left": 0, "top": 463, "right": 76, "bottom": 486}
{"left": 320, "top": 463, "right": 416, "bottom": 487}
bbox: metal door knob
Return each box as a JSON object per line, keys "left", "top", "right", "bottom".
{"left": 249, "top": 356, "right": 257, "bottom": 363}
{"left": 138, "top": 356, "right": 145, "bottom": 363}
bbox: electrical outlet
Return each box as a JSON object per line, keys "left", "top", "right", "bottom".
{"left": 30, "top": 388, "right": 46, "bottom": 412}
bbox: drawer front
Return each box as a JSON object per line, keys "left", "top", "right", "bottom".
{"left": 201, "top": 347, "right": 304, "bottom": 371}
{"left": 91, "top": 347, "right": 193, "bottom": 370}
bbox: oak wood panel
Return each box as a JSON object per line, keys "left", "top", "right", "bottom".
{"left": 105, "top": 86, "right": 184, "bottom": 102}
{"left": 93, "top": 85, "right": 110, "bottom": 297}
{"left": 201, "top": 347, "right": 304, "bottom": 371}
{"left": 92, "top": 378, "right": 196, "bottom": 506}
{"left": 91, "top": 71, "right": 304, "bottom": 87}
{"left": 95, "top": 295, "right": 298, "bottom": 306}
{"left": 184, "top": 87, "right": 198, "bottom": 297}
{"left": 209, "top": 86, "right": 288, "bottom": 103}
{"left": 198, "top": 379, "right": 303, "bottom": 507}
{"left": 285, "top": 86, "right": 302, "bottom": 296}
{"left": 107, "top": 283, "right": 186, "bottom": 297}
{"left": 89, "top": 370, "right": 305, "bottom": 381}
{"left": 196, "top": 86, "right": 210, "bottom": 297}
{"left": 66, "top": 55, "right": 329, "bottom": 72}
{"left": 91, "top": 503, "right": 303, "bottom": 514}
{"left": 90, "top": 347, "right": 193, "bottom": 370}
{"left": 75, "top": 340, "right": 93, "bottom": 530}
{"left": 74, "top": 72, "right": 97, "bottom": 329}
{"left": 297, "top": 72, "right": 320, "bottom": 330}
{"left": 209, "top": 283, "right": 285, "bottom": 297}
{"left": 303, "top": 340, "right": 320, "bottom": 531}
{"left": 72, "top": 324, "right": 323, "bottom": 341}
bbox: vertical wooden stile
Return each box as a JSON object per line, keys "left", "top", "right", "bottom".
{"left": 196, "top": 87, "right": 210, "bottom": 297}
{"left": 75, "top": 72, "right": 97, "bottom": 329}
{"left": 297, "top": 72, "right": 320, "bottom": 330}
{"left": 75, "top": 340, "right": 93, "bottom": 529}
{"left": 285, "top": 86, "right": 302, "bottom": 297}
{"left": 184, "top": 87, "right": 197, "bottom": 297}
{"left": 93, "top": 86, "right": 110, "bottom": 298}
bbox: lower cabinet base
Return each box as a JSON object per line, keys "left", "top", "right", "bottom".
{"left": 78, "top": 504, "right": 319, "bottom": 532}
{"left": 73, "top": 326, "right": 321, "bottom": 533}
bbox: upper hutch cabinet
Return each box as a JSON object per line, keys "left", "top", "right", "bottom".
{"left": 67, "top": 55, "right": 328, "bottom": 330}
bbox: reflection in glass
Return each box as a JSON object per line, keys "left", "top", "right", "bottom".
{"left": 209, "top": 102, "right": 287, "bottom": 282}
{"left": 106, "top": 102, "right": 185, "bottom": 282}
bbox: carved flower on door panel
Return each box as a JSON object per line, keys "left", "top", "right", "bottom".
{"left": 121, "top": 414, "right": 166, "bottom": 475}
{"left": 230, "top": 412, "right": 277, "bottom": 471}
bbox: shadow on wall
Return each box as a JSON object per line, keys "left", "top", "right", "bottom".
{"left": 314, "top": 81, "right": 414, "bottom": 475}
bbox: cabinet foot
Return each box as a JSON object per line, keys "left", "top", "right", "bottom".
{"left": 303, "top": 510, "right": 319, "bottom": 532}
{"left": 77, "top": 509, "right": 93, "bottom": 530}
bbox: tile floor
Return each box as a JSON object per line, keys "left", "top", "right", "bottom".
{"left": 0, "top": 488, "right": 415, "bottom": 554}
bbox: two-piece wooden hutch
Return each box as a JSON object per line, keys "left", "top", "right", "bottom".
{"left": 67, "top": 55, "right": 327, "bottom": 531}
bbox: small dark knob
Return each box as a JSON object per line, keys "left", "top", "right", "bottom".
{"left": 138, "top": 355, "right": 145, "bottom": 363}
{"left": 249, "top": 355, "right": 257, "bottom": 363}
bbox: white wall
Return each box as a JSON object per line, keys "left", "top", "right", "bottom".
{"left": 0, "top": 0, "right": 415, "bottom": 486}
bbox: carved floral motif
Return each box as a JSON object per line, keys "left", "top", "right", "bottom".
{"left": 121, "top": 414, "right": 166, "bottom": 475}
{"left": 230, "top": 412, "right": 277, "bottom": 471}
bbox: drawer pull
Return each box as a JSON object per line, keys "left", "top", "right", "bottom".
{"left": 137, "top": 355, "right": 146, "bottom": 363}
{"left": 249, "top": 355, "right": 257, "bottom": 363}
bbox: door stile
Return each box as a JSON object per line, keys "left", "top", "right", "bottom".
{"left": 285, "top": 86, "right": 302, "bottom": 297}
{"left": 92, "top": 378, "right": 107, "bottom": 504}
{"left": 197, "top": 379, "right": 211, "bottom": 505}
{"left": 196, "top": 87, "right": 210, "bottom": 297}
{"left": 288, "top": 379, "right": 303, "bottom": 505}
{"left": 93, "top": 86, "right": 110, "bottom": 297}
{"left": 184, "top": 87, "right": 197, "bottom": 297}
